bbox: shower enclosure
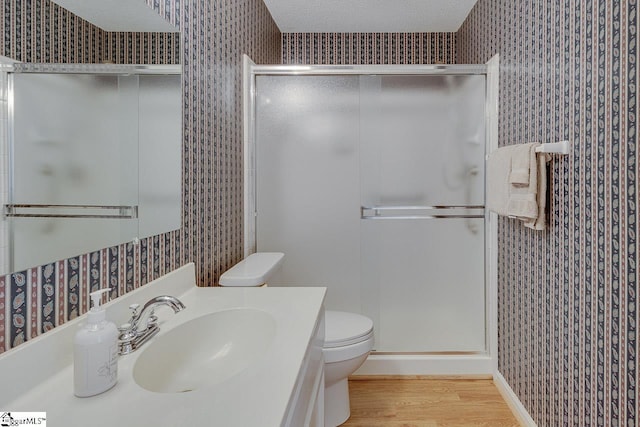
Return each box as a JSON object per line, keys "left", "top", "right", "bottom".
{"left": 244, "top": 57, "right": 498, "bottom": 374}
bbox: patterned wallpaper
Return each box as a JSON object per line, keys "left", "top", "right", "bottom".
{"left": 144, "top": 0, "right": 179, "bottom": 29}
{"left": 282, "top": 32, "right": 456, "bottom": 64}
{"left": 0, "top": 234, "right": 181, "bottom": 350}
{"left": 177, "top": 0, "right": 280, "bottom": 287}
{"left": 0, "top": 0, "right": 281, "bottom": 354}
{"left": 102, "top": 32, "right": 179, "bottom": 64}
{"left": 1, "top": 0, "right": 103, "bottom": 62}
{"left": 1, "top": 0, "right": 179, "bottom": 64}
{"left": 459, "top": 1, "right": 637, "bottom": 426}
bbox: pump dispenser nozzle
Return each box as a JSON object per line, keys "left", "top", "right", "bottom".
{"left": 87, "top": 288, "right": 111, "bottom": 324}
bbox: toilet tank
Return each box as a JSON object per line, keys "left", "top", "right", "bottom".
{"left": 218, "top": 252, "right": 284, "bottom": 286}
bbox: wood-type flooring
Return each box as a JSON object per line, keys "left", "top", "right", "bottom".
{"left": 342, "top": 378, "right": 521, "bottom": 427}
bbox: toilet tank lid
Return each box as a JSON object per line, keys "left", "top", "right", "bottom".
{"left": 325, "top": 310, "right": 374, "bottom": 347}
{"left": 219, "top": 252, "right": 284, "bottom": 286}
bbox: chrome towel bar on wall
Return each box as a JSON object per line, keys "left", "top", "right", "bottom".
{"left": 361, "top": 205, "right": 485, "bottom": 220}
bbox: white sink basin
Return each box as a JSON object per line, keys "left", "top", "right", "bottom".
{"left": 133, "top": 308, "right": 276, "bottom": 393}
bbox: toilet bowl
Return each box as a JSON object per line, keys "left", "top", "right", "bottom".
{"left": 323, "top": 310, "right": 374, "bottom": 427}
{"left": 219, "top": 252, "right": 374, "bottom": 427}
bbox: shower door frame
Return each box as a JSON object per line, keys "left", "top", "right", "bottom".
{"left": 243, "top": 55, "right": 500, "bottom": 376}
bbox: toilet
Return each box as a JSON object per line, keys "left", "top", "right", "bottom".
{"left": 219, "top": 252, "right": 374, "bottom": 427}
{"left": 322, "top": 310, "right": 374, "bottom": 426}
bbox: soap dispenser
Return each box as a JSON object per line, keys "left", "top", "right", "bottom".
{"left": 74, "top": 288, "right": 119, "bottom": 397}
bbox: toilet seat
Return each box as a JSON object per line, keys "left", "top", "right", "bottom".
{"left": 323, "top": 334, "right": 374, "bottom": 363}
{"left": 324, "top": 311, "right": 374, "bottom": 348}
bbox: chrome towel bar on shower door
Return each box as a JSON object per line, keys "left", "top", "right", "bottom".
{"left": 3, "top": 204, "right": 139, "bottom": 219}
{"left": 361, "top": 205, "right": 485, "bottom": 220}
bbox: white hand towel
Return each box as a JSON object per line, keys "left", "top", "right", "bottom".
{"left": 508, "top": 143, "right": 536, "bottom": 184}
{"left": 486, "top": 145, "right": 513, "bottom": 217}
{"left": 506, "top": 143, "right": 539, "bottom": 219}
{"left": 487, "top": 142, "right": 550, "bottom": 230}
{"left": 521, "top": 152, "right": 550, "bottom": 230}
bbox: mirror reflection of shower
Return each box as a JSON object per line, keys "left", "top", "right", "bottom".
{"left": 34, "top": 138, "right": 70, "bottom": 235}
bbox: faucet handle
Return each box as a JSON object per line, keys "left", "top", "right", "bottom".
{"left": 118, "top": 322, "right": 136, "bottom": 341}
{"left": 119, "top": 322, "right": 132, "bottom": 331}
{"left": 146, "top": 309, "right": 158, "bottom": 328}
{"left": 129, "top": 303, "right": 140, "bottom": 316}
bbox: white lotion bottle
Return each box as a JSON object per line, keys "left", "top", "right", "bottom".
{"left": 74, "top": 288, "right": 119, "bottom": 397}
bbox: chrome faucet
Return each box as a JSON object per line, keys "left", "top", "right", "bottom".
{"left": 118, "top": 295, "right": 186, "bottom": 355}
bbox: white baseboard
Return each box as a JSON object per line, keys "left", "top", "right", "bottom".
{"left": 354, "top": 354, "right": 493, "bottom": 376}
{"left": 493, "top": 371, "right": 537, "bottom": 427}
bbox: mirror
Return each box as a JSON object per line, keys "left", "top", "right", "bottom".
{"left": 0, "top": 1, "right": 181, "bottom": 276}
{"left": 0, "top": 64, "right": 181, "bottom": 275}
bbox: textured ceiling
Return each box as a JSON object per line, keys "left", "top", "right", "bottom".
{"left": 262, "top": 0, "right": 479, "bottom": 33}
{"left": 50, "top": 0, "right": 176, "bottom": 32}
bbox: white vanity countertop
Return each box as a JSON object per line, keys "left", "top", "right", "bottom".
{"left": 0, "top": 263, "right": 326, "bottom": 427}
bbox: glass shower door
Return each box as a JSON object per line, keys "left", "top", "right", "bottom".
{"left": 255, "top": 75, "right": 363, "bottom": 312}
{"left": 254, "top": 71, "right": 488, "bottom": 354}
{"left": 359, "top": 74, "right": 487, "bottom": 352}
